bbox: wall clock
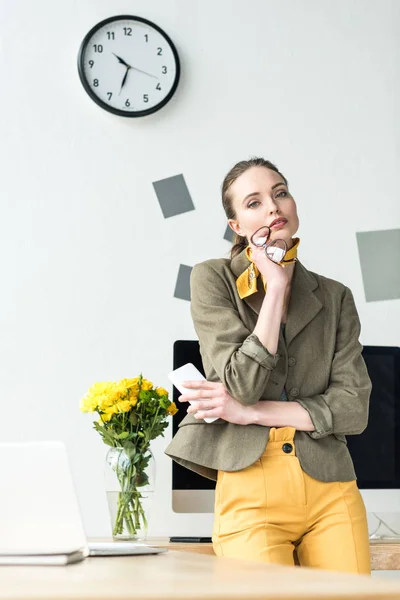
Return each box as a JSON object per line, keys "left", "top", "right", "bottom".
{"left": 77, "top": 15, "right": 180, "bottom": 117}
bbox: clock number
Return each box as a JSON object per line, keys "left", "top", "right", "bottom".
{"left": 144, "top": 34, "right": 148, "bottom": 42}
{"left": 93, "top": 79, "right": 99, "bottom": 87}
{"left": 157, "top": 47, "right": 162, "bottom": 56}
{"left": 156, "top": 83, "right": 161, "bottom": 91}
{"left": 143, "top": 94, "right": 149, "bottom": 103}
{"left": 88, "top": 60, "right": 94, "bottom": 68}
{"left": 124, "top": 27, "right": 132, "bottom": 36}
{"left": 107, "top": 32, "right": 115, "bottom": 40}
{"left": 107, "top": 92, "right": 112, "bottom": 100}
{"left": 162, "top": 66, "right": 167, "bottom": 74}
{"left": 125, "top": 99, "right": 131, "bottom": 107}
{"left": 93, "top": 44, "right": 103, "bottom": 53}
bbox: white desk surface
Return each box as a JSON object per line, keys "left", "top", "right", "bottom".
{"left": 1, "top": 550, "right": 400, "bottom": 600}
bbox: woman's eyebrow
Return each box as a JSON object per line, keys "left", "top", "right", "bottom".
{"left": 242, "top": 192, "right": 260, "bottom": 205}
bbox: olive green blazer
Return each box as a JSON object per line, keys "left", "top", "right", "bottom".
{"left": 164, "top": 248, "right": 372, "bottom": 482}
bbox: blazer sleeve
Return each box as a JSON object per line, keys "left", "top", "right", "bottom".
{"left": 190, "top": 261, "right": 280, "bottom": 406}
{"left": 296, "top": 285, "right": 372, "bottom": 439}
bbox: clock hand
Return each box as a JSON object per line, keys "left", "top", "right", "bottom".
{"left": 113, "top": 52, "right": 157, "bottom": 79}
{"left": 130, "top": 65, "right": 159, "bottom": 80}
{"left": 119, "top": 66, "right": 131, "bottom": 94}
{"left": 113, "top": 53, "right": 131, "bottom": 69}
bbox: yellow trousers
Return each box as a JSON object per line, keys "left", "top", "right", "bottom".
{"left": 212, "top": 426, "right": 371, "bottom": 574}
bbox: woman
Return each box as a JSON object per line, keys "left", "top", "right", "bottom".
{"left": 165, "top": 157, "right": 372, "bottom": 573}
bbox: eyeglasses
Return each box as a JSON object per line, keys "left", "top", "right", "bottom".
{"left": 250, "top": 225, "right": 289, "bottom": 264}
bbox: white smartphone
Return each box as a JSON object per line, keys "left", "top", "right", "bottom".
{"left": 167, "top": 363, "right": 218, "bottom": 423}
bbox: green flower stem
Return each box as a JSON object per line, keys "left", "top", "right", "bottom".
{"left": 114, "top": 495, "right": 122, "bottom": 535}
{"left": 112, "top": 475, "right": 147, "bottom": 538}
{"left": 122, "top": 494, "right": 136, "bottom": 534}
{"left": 147, "top": 406, "right": 160, "bottom": 442}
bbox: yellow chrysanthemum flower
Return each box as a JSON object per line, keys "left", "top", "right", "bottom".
{"left": 120, "top": 378, "right": 140, "bottom": 388}
{"left": 116, "top": 399, "right": 131, "bottom": 413}
{"left": 141, "top": 379, "right": 153, "bottom": 391}
{"left": 167, "top": 402, "right": 178, "bottom": 416}
{"left": 90, "top": 381, "right": 115, "bottom": 397}
{"left": 129, "top": 395, "right": 138, "bottom": 408}
{"left": 100, "top": 411, "right": 114, "bottom": 423}
{"left": 81, "top": 381, "right": 116, "bottom": 412}
{"left": 80, "top": 395, "right": 98, "bottom": 413}
{"left": 101, "top": 403, "right": 118, "bottom": 417}
{"left": 97, "top": 395, "right": 115, "bottom": 412}
{"left": 112, "top": 380, "right": 130, "bottom": 401}
{"left": 156, "top": 387, "right": 169, "bottom": 398}
{"left": 80, "top": 381, "right": 115, "bottom": 412}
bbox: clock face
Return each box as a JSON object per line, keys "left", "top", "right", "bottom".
{"left": 77, "top": 15, "right": 180, "bottom": 117}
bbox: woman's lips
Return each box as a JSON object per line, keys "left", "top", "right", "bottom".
{"left": 270, "top": 219, "right": 287, "bottom": 230}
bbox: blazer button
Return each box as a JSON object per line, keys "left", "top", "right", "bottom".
{"left": 288, "top": 357, "right": 296, "bottom": 366}
{"left": 282, "top": 443, "right": 293, "bottom": 454}
{"left": 290, "top": 388, "right": 299, "bottom": 397}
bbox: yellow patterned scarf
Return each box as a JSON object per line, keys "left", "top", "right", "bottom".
{"left": 236, "top": 238, "right": 300, "bottom": 299}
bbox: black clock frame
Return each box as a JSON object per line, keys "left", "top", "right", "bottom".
{"left": 77, "top": 14, "right": 181, "bottom": 118}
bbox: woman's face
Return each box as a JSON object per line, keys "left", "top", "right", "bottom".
{"left": 227, "top": 167, "right": 299, "bottom": 248}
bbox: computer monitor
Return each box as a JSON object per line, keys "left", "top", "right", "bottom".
{"left": 171, "top": 342, "right": 400, "bottom": 514}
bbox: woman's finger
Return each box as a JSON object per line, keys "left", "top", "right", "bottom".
{"left": 194, "top": 408, "right": 221, "bottom": 419}
{"left": 178, "top": 391, "right": 217, "bottom": 402}
{"left": 187, "top": 399, "right": 217, "bottom": 411}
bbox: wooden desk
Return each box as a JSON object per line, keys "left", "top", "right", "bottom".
{"left": 147, "top": 537, "right": 400, "bottom": 571}
{"left": 1, "top": 550, "right": 400, "bottom": 600}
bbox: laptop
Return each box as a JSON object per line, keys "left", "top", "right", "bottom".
{"left": 0, "top": 441, "right": 167, "bottom": 565}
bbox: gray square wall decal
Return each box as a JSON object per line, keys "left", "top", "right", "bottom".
{"left": 153, "top": 174, "right": 195, "bottom": 218}
{"left": 356, "top": 228, "right": 400, "bottom": 302}
{"left": 224, "top": 224, "right": 235, "bottom": 243}
{"left": 174, "top": 264, "right": 193, "bottom": 301}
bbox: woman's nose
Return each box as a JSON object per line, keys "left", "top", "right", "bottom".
{"left": 264, "top": 197, "right": 279, "bottom": 214}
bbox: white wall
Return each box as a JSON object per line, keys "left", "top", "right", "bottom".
{"left": 1, "top": 0, "right": 399, "bottom": 561}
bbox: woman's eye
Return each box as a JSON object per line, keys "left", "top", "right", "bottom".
{"left": 276, "top": 190, "right": 288, "bottom": 198}
{"left": 248, "top": 201, "right": 260, "bottom": 209}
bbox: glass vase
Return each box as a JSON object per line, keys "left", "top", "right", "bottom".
{"left": 105, "top": 446, "right": 155, "bottom": 541}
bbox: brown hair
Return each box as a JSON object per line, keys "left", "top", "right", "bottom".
{"left": 222, "top": 157, "right": 288, "bottom": 259}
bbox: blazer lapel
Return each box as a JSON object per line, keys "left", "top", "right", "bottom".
{"left": 285, "top": 260, "right": 323, "bottom": 347}
{"left": 230, "top": 249, "right": 323, "bottom": 347}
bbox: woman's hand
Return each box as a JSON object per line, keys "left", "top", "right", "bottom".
{"left": 249, "top": 240, "right": 290, "bottom": 290}
{"left": 178, "top": 380, "right": 253, "bottom": 426}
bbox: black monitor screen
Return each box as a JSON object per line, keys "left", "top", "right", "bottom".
{"left": 172, "top": 343, "right": 400, "bottom": 490}
{"left": 346, "top": 348, "right": 400, "bottom": 488}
